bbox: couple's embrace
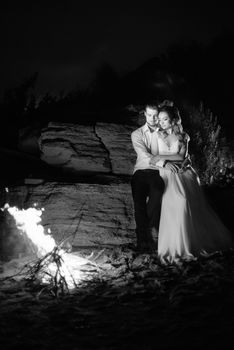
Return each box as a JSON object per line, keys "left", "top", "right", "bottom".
{"left": 131, "top": 102, "right": 233, "bottom": 263}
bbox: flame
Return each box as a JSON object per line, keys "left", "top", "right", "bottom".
{"left": 2, "top": 204, "right": 94, "bottom": 290}
{"left": 5, "top": 204, "right": 55, "bottom": 255}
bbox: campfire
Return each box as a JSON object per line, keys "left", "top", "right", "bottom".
{"left": 1, "top": 203, "right": 101, "bottom": 297}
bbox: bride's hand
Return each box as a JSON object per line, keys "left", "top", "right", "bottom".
{"left": 164, "top": 162, "right": 179, "bottom": 173}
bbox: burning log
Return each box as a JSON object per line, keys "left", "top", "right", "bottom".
{"left": 24, "top": 246, "right": 78, "bottom": 297}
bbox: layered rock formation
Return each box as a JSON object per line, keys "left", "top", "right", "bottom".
{"left": 1, "top": 121, "right": 140, "bottom": 250}
{"left": 95, "top": 123, "right": 137, "bottom": 175}
{"left": 39, "top": 122, "right": 136, "bottom": 175}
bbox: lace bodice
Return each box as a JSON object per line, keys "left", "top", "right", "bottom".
{"left": 158, "top": 137, "right": 180, "bottom": 155}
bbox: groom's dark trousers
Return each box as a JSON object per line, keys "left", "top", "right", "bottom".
{"left": 131, "top": 169, "right": 165, "bottom": 246}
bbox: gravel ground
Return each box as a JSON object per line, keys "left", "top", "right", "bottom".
{"left": 1, "top": 246, "right": 234, "bottom": 350}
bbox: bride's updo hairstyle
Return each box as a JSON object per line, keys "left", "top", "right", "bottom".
{"left": 158, "top": 103, "right": 189, "bottom": 145}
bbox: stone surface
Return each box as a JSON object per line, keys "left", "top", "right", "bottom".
{"left": 1, "top": 180, "right": 135, "bottom": 248}
{"left": 96, "top": 123, "right": 136, "bottom": 175}
{"left": 39, "top": 123, "right": 111, "bottom": 174}
{"left": 39, "top": 122, "right": 137, "bottom": 175}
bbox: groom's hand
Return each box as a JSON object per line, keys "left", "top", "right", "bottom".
{"left": 164, "top": 162, "right": 179, "bottom": 173}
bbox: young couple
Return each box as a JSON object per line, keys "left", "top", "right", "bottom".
{"left": 131, "top": 102, "right": 233, "bottom": 263}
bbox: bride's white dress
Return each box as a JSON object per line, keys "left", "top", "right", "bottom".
{"left": 158, "top": 137, "right": 233, "bottom": 263}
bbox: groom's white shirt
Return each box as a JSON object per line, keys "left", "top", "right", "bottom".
{"left": 131, "top": 123, "right": 165, "bottom": 173}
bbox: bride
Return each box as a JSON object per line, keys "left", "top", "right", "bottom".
{"left": 151, "top": 104, "right": 233, "bottom": 263}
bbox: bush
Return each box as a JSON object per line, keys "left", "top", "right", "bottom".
{"left": 185, "top": 103, "right": 234, "bottom": 187}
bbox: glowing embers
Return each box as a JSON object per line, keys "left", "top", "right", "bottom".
{"left": 1, "top": 204, "right": 97, "bottom": 295}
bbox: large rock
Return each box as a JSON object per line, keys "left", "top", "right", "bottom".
{"left": 96, "top": 123, "right": 136, "bottom": 175}
{"left": 1, "top": 179, "right": 136, "bottom": 248}
{"left": 39, "top": 122, "right": 136, "bottom": 175}
{"left": 39, "top": 123, "right": 112, "bottom": 174}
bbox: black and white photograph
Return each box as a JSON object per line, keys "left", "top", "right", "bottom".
{"left": 0, "top": 1, "right": 234, "bottom": 349}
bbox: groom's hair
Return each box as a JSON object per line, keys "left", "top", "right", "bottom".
{"left": 145, "top": 103, "right": 159, "bottom": 111}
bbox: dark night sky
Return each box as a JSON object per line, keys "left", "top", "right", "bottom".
{"left": 1, "top": 1, "right": 234, "bottom": 98}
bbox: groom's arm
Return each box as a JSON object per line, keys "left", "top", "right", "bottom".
{"left": 131, "top": 130, "right": 165, "bottom": 168}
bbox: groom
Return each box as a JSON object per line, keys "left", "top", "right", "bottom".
{"left": 131, "top": 103, "right": 166, "bottom": 253}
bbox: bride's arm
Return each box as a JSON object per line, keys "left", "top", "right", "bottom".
{"left": 155, "top": 153, "right": 184, "bottom": 162}
{"left": 150, "top": 136, "right": 189, "bottom": 164}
